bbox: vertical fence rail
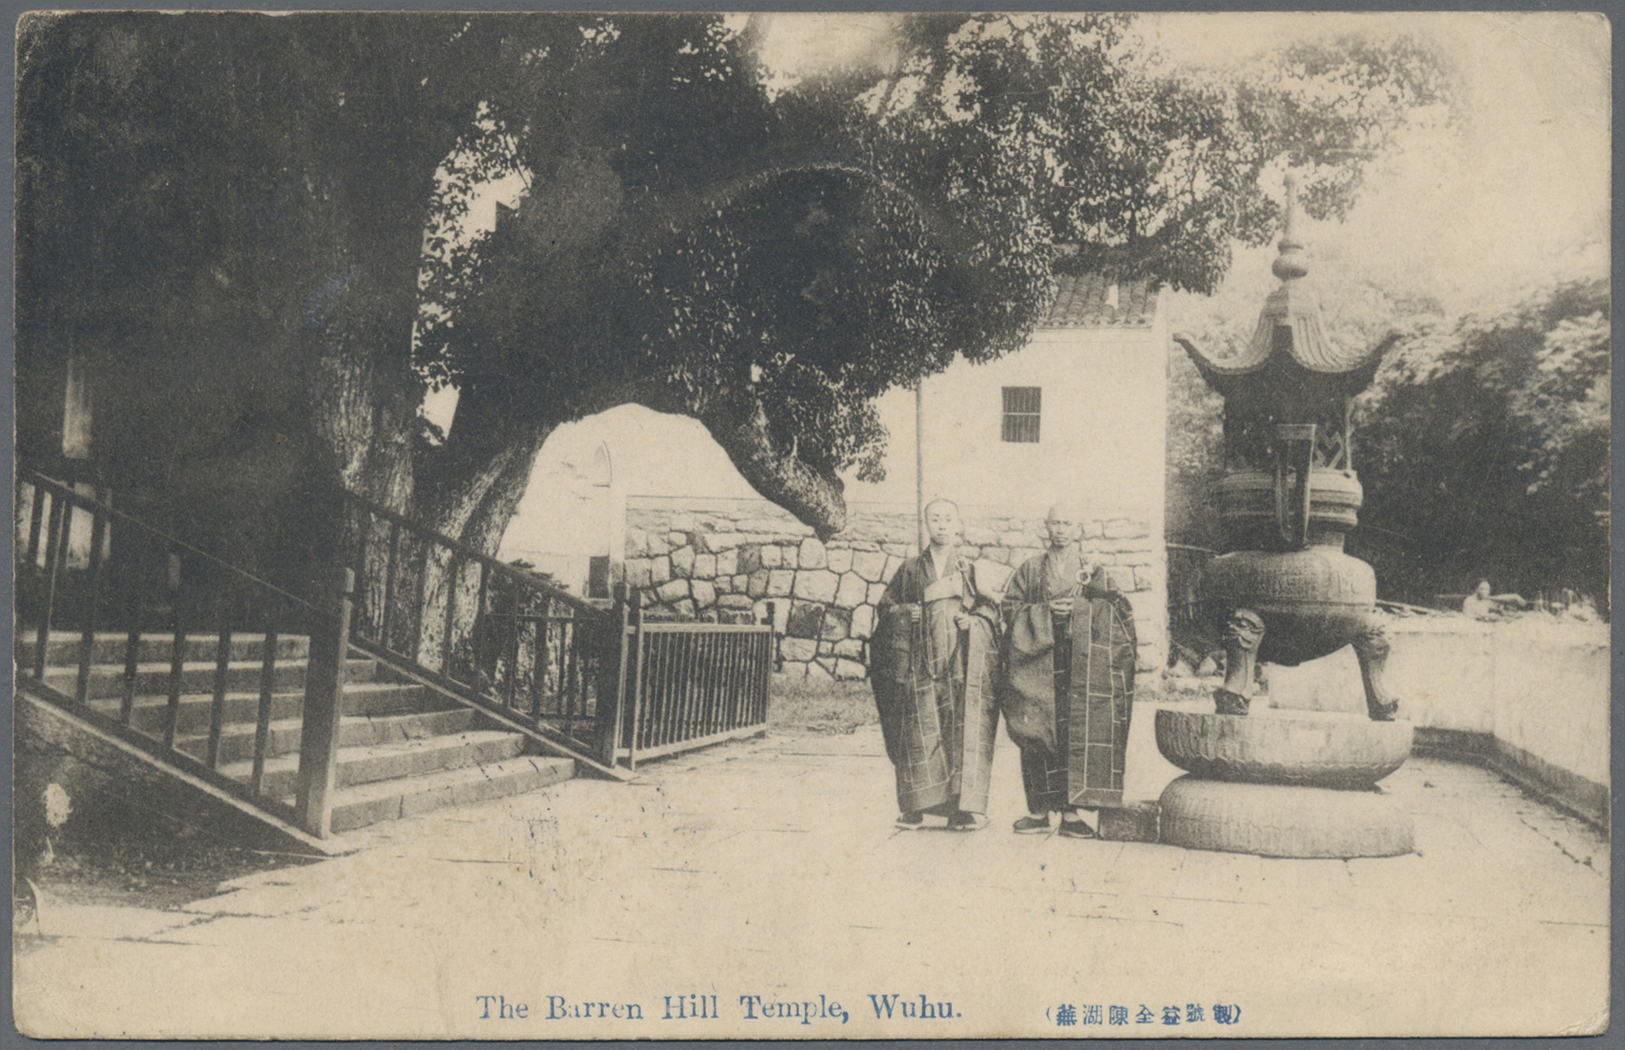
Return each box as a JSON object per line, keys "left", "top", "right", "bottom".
{"left": 15, "top": 469, "right": 325, "bottom": 828}
{"left": 615, "top": 610, "right": 775, "bottom": 769}
{"left": 296, "top": 568, "right": 354, "bottom": 838}
{"left": 334, "top": 490, "right": 613, "bottom": 760}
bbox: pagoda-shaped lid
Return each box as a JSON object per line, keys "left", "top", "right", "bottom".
{"left": 1181, "top": 176, "right": 1387, "bottom": 398}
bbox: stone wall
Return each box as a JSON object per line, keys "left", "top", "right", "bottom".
{"left": 622, "top": 495, "right": 1166, "bottom": 680}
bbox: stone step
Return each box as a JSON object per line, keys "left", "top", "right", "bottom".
{"left": 170, "top": 707, "right": 484, "bottom": 764}
{"left": 234, "top": 730, "right": 529, "bottom": 799}
{"left": 41, "top": 656, "right": 378, "bottom": 701}
{"left": 322, "top": 754, "right": 577, "bottom": 834}
{"left": 17, "top": 631, "right": 311, "bottom": 669}
{"left": 86, "top": 681, "right": 450, "bottom": 736}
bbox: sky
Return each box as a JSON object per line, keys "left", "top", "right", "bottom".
{"left": 493, "top": 12, "right": 1610, "bottom": 559}
{"left": 756, "top": 11, "right": 1609, "bottom": 314}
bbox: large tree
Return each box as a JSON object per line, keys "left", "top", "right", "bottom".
{"left": 1353, "top": 278, "right": 1611, "bottom": 608}
{"left": 17, "top": 12, "right": 1448, "bottom": 591}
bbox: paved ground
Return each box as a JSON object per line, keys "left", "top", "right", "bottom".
{"left": 13, "top": 705, "right": 1610, "bottom": 1040}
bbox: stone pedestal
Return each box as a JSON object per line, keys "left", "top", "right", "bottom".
{"left": 1154, "top": 708, "right": 1414, "bottom": 858}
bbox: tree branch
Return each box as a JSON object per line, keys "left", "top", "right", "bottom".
{"left": 697, "top": 393, "right": 847, "bottom": 539}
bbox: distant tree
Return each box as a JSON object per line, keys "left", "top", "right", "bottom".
{"left": 1352, "top": 278, "right": 1610, "bottom": 608}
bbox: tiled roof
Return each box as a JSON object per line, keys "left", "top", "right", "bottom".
{"left": 1040, "top": 273, "right": 1158, "bottom": 328}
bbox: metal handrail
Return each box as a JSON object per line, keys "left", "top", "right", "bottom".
{"left": 337, "top": 489, "right": 603, "bottom": 620}
{"left": 18, "top": 469, "right": 319, "bottom": 615}
{"left": 14, "top": 469, "right": 348, "bottom": 837}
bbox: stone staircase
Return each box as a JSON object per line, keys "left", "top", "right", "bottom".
{"left": 18, "top": 631, "right": 577, "bottom": 834}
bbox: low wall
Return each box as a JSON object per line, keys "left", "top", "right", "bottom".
{"left": 1266, "top": 615, "right": 1609, "bottom": 825}
{"left": 622, "top": 495, "right": 1166, "bottom": 680}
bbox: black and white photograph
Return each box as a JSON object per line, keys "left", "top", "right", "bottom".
{"left": 12, "top": 9, "right": 1610, "bottom": 1039}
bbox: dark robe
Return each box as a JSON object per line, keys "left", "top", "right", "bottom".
{"left": 870, "top": 549, "right": 1001, "bottom": 816}
{"left": 1000, "top": 550, "right": 1138, "bottom": 812}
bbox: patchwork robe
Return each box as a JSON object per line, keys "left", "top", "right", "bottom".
{"left": 999, "top": 550, "right": 1138, "bottom": 813}
{"left": 870, "top": 549, "right": 1001, "bottom": 816}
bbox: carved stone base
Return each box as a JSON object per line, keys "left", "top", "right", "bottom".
{"left": 1158, "top": 776, "right": 1414, "bottom": 858}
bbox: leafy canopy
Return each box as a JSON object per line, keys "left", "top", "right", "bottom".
{"left": 418, "top": 13, "right": 1451, "bottom": 490}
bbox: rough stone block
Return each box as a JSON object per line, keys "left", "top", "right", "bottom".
{"left": 963, "top": 526, "right": 998, "bottom": 546}
{"left": 669, "top": 531, "right": 690, "bottom": 549}
{"left": 834, "top": 658, "right": 867, "bottom": 681}
{"left": 1000, "top": 530, "right": 1030, "bottom": 549}
{"left": 852, "top": 550, "right": 888, "bottom": 583}
{"left": 715, "top": 576, "right": 733, "bottom": 594}
{"left": 826, "top": 548, "right": 853, "bottom": 574}
{"left": 767, "top": 569, "right": 795, "bottom": 598}
{"left": 741, "top": 517, "right": 791, "bottom": 534}
{"left": 718, "top": 594, "right": 755, "bottom": 611}
{"left": 624, "top": 558, "right": 653, "bottom": 589}
{"left": 868, "top": 582, "right": 888, "bottom": 605}
{"left": 671, "top": 545, "right": 696, "bottom": 578}
{"left": 760, "top": 545, "right": 783, "bottom": 570}
{"left": 702, "top": 532, "right": 742, "bottom": 553}
{"left": 691, "top": 581, "right": 717, "bottom": 608}
{"left": 850, "top": 604, "right": 876, "bottom": 640}
{"left": 833, "top": 639, "right": 865, "bottom": 660}
{"left": 1098, "top": 800, "right": 1160, "bottom": 843}
{"left": 672, "top": 599, "right": 696, "bottom": 620}
{"left": 817, "top": 640, "right": 834, "bottom": 655}
{"left": 794, "top": 569, "right": 840, "bottom": 603}
{"left": 798, "top": 537, "right": 828, "bottom": 570}
{"left": 785, "top": 600, "right": 825, "bottom": 638}
{"left": 882, "top": 553, "right": 906, "bottom": 579}
{"left": 1104, "top": 518, "right": 1150, "bottom": 540}
{"left": 668, "top": 513, "right": 695, "bottom": 532}
{"left": 834, "top": 572, "right": 868, "bottom": 609}
{"left": 624, "top": 529, "right": 647, "bottom": 559}
{"left": 881, "top": 523, "right": 917, "bottom": 545}
{"left": 820, "top": 606, "right": 851, "bottom": 642}
{"left": 656, "top": 579, "right": 689, "bottom": 604}
{"left": 694, "top": 553, "right": 717, "bottom": 579}
{"left": 716, "top": 549, "right": 738, "bottom": 577}
{"left": 649, "top": 556, "right": 671, "bottom": 586}
{"left": 737, "top": 545, "right": 762, "bottom": 575}
{"left": 1082, "top": 521, "right": 1106, "bottom": 541}
{"left": 731, "top": 574, "right": 747, "bottom": 591}
{"left": 806, "top": 660, "right": 834, "bottom": 681}
{"left": 779, "top": 637, "right": 818, "bottom": 662}
{"left": 747, "top": 569, "right": 770, "bottom": 599}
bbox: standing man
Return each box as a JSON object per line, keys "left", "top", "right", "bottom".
{"left": 999, "top": 502, "right": 1138, "bottom": 838}
{"left": 870, "top": 498, "right": 1002, "bottom": 831}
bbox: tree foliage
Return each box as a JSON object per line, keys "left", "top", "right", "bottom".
{"left": 1353, "top": 278, "right": 1610, "bottom": 606}
{"left": 18, "top": 11, "right": 1451, "bottom": 567}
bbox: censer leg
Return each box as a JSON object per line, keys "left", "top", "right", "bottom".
{"left": 1354, "top": 621, "right": 1401, "bottom": 722}
{"left": 1214, "top": 608, "right": 1265, "bottom": 716}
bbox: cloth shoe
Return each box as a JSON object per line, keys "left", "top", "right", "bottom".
{"left": 1012, "top": 815, "right": 1051, "bottom": 834}
{"left": 1057, "top": 818, "right": 1097, "bottom": 839}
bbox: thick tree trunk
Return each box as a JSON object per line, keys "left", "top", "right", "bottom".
{"left": 397, "top": 378, "right": 560, "bottom": 668}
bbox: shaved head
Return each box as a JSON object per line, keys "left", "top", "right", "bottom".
{"left": 1046, "top": 501, "right": 1081, "bottom": 524}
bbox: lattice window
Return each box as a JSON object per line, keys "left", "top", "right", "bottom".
{"left": 1001, "top": 386, "right": 1042, "bottom": 443}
